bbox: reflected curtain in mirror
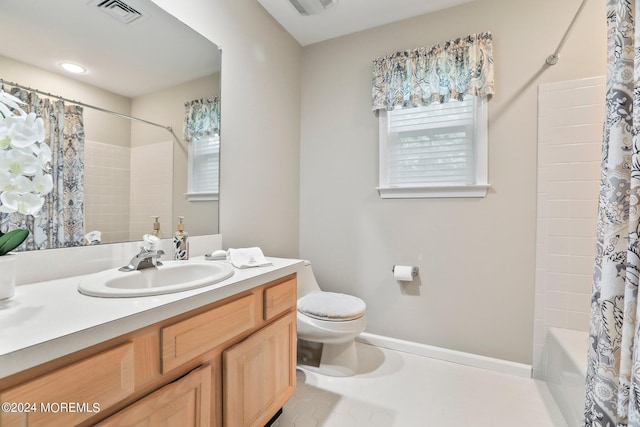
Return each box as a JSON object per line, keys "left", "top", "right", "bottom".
{"left": 184, "top": 96, "right": 220, "bottom": 141}
{"left": 0, "top": 87, "right": 85, "bottom": 250}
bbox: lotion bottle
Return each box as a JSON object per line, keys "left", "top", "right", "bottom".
{"left": 151, "top": 216, "right": 161, "bottom": 237}
{"left": 173, "top": 216, "right": 189, "bottom": 260}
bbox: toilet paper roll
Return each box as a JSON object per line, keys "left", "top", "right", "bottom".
{"left": 394, "top": 265, "right": 415, "bottom": 281}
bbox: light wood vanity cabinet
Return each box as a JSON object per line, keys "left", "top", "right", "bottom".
{"left": 0, "top": 274, "right": 297, "bottom": 427}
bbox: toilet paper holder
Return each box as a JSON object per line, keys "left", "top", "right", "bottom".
{"left": 392, "top": 265, "right": 419, "bottom": 277}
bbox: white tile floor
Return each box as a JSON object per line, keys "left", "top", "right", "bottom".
{"left": 273, "top": 342, "right": 568, "bottom": 427}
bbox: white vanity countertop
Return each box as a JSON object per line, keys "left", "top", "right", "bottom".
{"left": 0, "top": 257, "right": 303, "bottom": 379}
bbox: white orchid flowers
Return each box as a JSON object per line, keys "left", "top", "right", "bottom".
{"left": 0, "top": 91, "right": 52, "bottom": 216}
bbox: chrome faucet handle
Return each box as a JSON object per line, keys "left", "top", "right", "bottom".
{"left": 119, "top": 248, "right": 165, "bottom": 272}
{"left": 135, "top": 251, "right": 164, "bottom": 270}
{"left": 151, "top": 249, "right": 165, "bottom": 266}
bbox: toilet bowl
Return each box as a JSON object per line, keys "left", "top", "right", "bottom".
{"left": 296, "top": 260, "right": 367, "bottom": 377}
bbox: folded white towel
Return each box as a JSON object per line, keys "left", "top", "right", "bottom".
{"left": 227, "top": 247, "right": 272, "bottom": 268}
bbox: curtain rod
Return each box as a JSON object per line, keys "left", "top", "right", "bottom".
{"left": 546, "top": 0, "right": 590, "bottom": 65}
{"left": 0, "top": 78, "right": 181, "bottom": 143}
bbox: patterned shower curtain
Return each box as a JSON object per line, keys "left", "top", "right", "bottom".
{"left": 584, "top": 1, "right": 640, "bottom": 425}
{"left": 0, "top": 88, "right": 85, "bottom": 250}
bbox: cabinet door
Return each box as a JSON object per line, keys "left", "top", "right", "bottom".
{"left": 223, "top": 311, "right": 296, "bottom": 427}
{"left": 97, "top": 364, "right": 211, "bottom": 427}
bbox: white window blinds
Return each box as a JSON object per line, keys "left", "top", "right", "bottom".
{"left": 187, "top": 134, "right": 219, "bottom": 200}
{"left": 378, "top": 94, "right": 488, "bottom": 198}
{"left": 387, "top": 96, "right": 475, "bottom": 186}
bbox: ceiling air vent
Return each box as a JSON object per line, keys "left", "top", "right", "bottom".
{"left": 95, "top": 0, "right": 144, "bottom": 24}
{"left": 289, "top": 0, "right": 337, "bottom": 16}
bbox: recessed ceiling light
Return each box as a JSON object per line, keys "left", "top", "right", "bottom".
{"left": 59, "top": 62, "right": 87, "bottom": 74}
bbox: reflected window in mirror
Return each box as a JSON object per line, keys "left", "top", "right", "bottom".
{"left": 188, "top": 134, "right": 220, "bottom": 201}
{"left": 184, "top": 96, "right": 220, "bottom": 202}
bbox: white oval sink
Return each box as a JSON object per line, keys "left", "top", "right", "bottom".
{"left": 78, "top": 261, "right": 235, "bottom": 297}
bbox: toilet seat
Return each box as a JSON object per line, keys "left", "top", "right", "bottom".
{"left": 297, "top": 291, "right": 366, "bottom": 321}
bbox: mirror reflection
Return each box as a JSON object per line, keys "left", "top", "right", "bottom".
{"left": 0, "top": 0, "right": 221, "bottom": 250}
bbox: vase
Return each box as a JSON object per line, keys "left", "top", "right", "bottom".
{"left": 0, "top": 255, "right": 16, "bottom": 300}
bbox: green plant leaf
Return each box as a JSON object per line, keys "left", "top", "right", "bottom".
{"left": 0, "top": 229, "right": 29, "bottom": 256}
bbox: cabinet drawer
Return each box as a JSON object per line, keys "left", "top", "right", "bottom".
{"left": 0, "top": 342, "right": 135, "bottom": 427}
{"left": 162, "top": 294, "right": 257, "bottom": 373}
{"left": 263, "top": 278, "right": 297, "bottom": 321}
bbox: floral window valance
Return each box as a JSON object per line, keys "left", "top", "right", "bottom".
{"left": 183, "top": 96, "right": 220, "bottom": 142}
{"left": 371, "top": 32, "right": 494, "bottom": 111}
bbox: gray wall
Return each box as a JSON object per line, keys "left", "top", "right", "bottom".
{"left": 151, "top": 0, "right": 302, "bottom": 257}
{"left": 298, "top": 0, "right": 606, "bottom": 364}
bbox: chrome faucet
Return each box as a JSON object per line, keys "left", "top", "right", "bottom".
{"left": 119, "top": 247, "right": 165, "bottom": 272}
{"left": 119, "top": 234, "right": 165, "bottom": 272}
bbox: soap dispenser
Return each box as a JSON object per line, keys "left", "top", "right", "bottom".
{"left": 151, "top": 216, "right": 161, "bottom": 237}
{"left": 173, "top": 216, "right": 189, "bottom": 260}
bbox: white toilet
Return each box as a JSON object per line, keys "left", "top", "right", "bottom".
{"left": 296, "top": 260, "right": 367, "bottom": 377}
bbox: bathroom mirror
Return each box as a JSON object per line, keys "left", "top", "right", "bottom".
{"left": 0, "top": 0, "right": 221, "bottom": 249}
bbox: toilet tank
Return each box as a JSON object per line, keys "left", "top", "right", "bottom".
{"left": 297, "top": 260, "right": 321, "bottom": 298}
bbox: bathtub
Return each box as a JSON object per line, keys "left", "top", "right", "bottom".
{"left": 544, "top": 327, "right": 589, "bottom": 427}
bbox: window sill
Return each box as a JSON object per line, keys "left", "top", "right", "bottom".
{"left": 377, "top": 184, "right": 490, "bottom": 199}
{"left": 185, "top": 192, "right": 219, "bottom": 202}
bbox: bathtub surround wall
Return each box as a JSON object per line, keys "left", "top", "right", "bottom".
{"left": 129, "top": 141, "right": 174, "bottom": 239}
{"left": 298, "top": 0, "right": 606, "bottom": 364}
{"left": 84, "top": 140, "right": 174, "bottom": 243}
{"left": 533, "top": 77, "right": 604, "bottom": 378}
{"left": 84, "top": 141, "right": 131, "bottom": 243}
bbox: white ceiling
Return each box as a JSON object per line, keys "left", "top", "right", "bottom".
{"left": 0, "top": 0, "right": 221, "bottom": 98}
{"left": 256, "top": 0, "right": 474, "bottom": 46}
{"left": 0, "top": 0, "right": 471, "bottom": 97}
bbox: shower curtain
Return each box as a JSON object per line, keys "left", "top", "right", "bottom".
{"left": 0, "top": 88, "right": 85, "bottom": 250}
{"left": 584, "top": 1, "right": 640, "bottom": 425}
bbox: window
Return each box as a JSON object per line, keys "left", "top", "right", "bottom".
{"left": 377, "top": 95, "right": 489, "bottom": 199}
{"left": 186, "top": 134, "right": 219, "bottom": 201}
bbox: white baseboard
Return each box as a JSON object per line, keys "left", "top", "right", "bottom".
{"left": 356, "top": 332, "right": 533, "bottom": 378}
